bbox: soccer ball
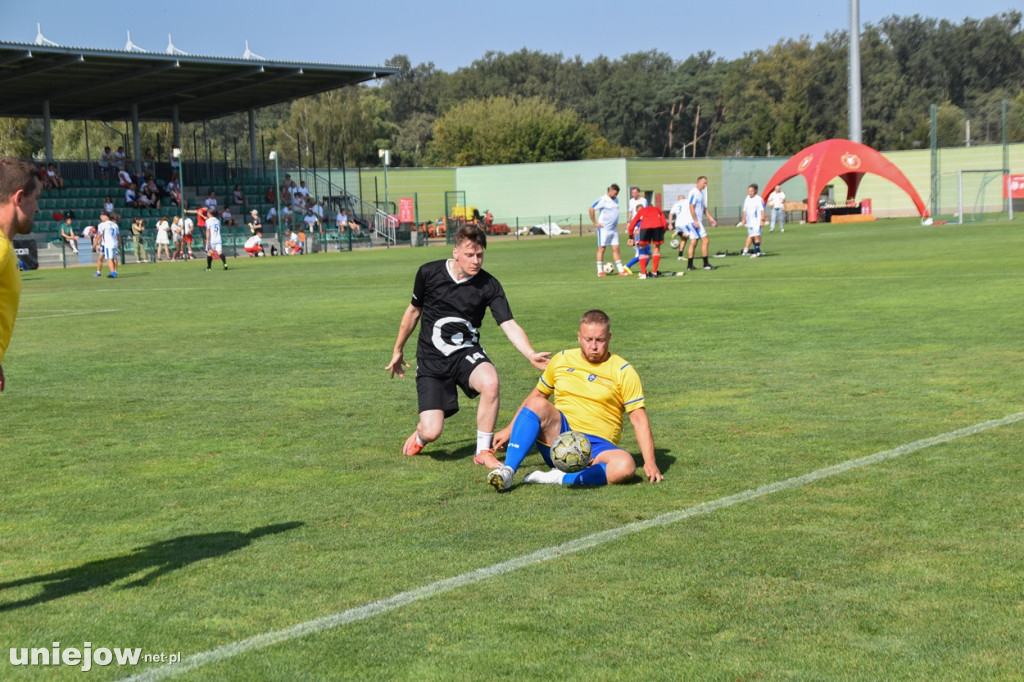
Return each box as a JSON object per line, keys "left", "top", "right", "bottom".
{"left": 669, "top": 238, "right": 680, "bottom": 249}
{"left": 602, "top": 262, "right": 614, "bottom": 274}
{"left": 550, "top": 431, "right": 593, "bottom": 473}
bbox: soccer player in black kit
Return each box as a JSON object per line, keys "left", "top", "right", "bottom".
{"left": 386, "top": 225, "right": 550, "bottom": 468}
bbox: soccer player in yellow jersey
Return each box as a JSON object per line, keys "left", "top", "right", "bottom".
{"left": 0, "top": 157, "right": 42, "bottom": 392}
{"left": 489, "top": 309, "right": 662, "bottom": 491}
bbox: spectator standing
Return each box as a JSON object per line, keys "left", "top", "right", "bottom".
{"left": 182, "top": 215, "right": 194, "bottom": 260}
{"left": 142, "top": 148, "right": 156, "bottom": 175}
{"left": 768, "top": 184, "right": 786, "bottom": 232}
{"left": 99, "top": 146, "right": 113, "bottom": 180}
{"left": 132, "top": 216, "right": 148, "bottom": 263}
{"left": 171, "top": 216, "right": 183, "bottom": 260}
{"left": 247, "top": 209, "right": 262, "bottom": 235}
{"left": 112, "top": 146, "right": 127, "bottom": 170}
{"left": 154, "top": 216, "right": 171, "bottom": 261}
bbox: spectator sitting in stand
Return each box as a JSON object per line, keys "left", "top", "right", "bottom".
{"left": 204, "top": 190, "right": 217, "bottom": 211}
{"left": 231, "top": 185, "right": 248, "bottom": 209}
{"left": 136, "top": 185, "right": 153, "bottom": 208}
{"left": 221, "top": 205, "right": 236, "bottom": 227}
{"left": 265, "top": 186, "right": 276, "bottom": 204}
{"left": 266, "top": 205, "right": 278, "bottom": 225}
{"left": 103, "top": 196, "right": 115, "bottom": 215}
{"left": 46, "top": 163, "right": 64, "bottom": 191}
{"left": 281, "top": 204, "right": 293, "bottom": 227}
{"left": 144, "top": 177, "right": 162, "bottom": 209}
{"left": 142, "top": 147, "right": 156, "bottom": 175}
{"left": 303, "top": 208, "right": 321, "bottom": 233}
{"left": 60, "top": 217, "right": 80, "bottom": 254}
{"left": 99, "top": 146, "right": 113, "bottom": 180}
{"left": 166, "top": 175, "right": 181, "bottom": 206}
{"left": 125, "top": 184, "right": 140, "bottom": 208}
{"left": 112, "top": 146, "right": 127, "bottom": 170}
{"left": 117, "top": 168, "right": 134, "bottom": 188}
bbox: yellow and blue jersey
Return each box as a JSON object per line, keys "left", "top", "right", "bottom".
{"left": 0, "top": 234, "right": 22, "bottom": 364}
{"left": 537, "top": 348, "right": 644, "bottom": 446}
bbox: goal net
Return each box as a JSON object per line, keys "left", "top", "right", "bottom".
{"left": 934, "top": 169, "right": 1012, "bottom": 224}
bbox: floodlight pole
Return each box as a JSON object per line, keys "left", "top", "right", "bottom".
{"left": 270, "top": 151, "right": 282, "bottom": 249}
{"left": 173, "top": 147, "right": 184, "bottom": 258}
{"left": 849, "top": 0, "right": 862, "bottom": 143}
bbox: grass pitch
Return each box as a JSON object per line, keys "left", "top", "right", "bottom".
{"left": 1, "top": 219, "right": 1023, "bottom": 680}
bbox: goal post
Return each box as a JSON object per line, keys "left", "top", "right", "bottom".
{"left": 934, "top": 169, "right": 1012, "bottom": 224}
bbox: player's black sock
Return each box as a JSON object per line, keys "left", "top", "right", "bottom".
{"left": 687, "top": 258, "right": 694, "bottom": 268}
{"left": 703, "top": 257, "right": 710, "bottom": 267}
{"left": 206, "top": 256, "right": 213, "bottom": 268}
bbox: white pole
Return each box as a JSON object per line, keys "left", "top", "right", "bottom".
{"left": 958, "top": 171, "right": 964, "bottom": 225}
{"left": 849, "top": 0, "right": 862, "bottom": 143}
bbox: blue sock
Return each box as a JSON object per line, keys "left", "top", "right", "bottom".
{"left": 562, "top": 462, "right": 608, "bottom": 486}
{"left": 504, "top": 408, "right": 541, "bottom": 471}
{"left": 626, "top": 255, "right": 640, "bottom": 268}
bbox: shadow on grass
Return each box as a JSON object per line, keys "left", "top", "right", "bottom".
{"left": 0, "top": 521, "right": 303, "bottom": 612}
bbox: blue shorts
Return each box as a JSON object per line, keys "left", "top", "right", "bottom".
{"left": 538, "top": 411, "right": 618, "bottom": 468}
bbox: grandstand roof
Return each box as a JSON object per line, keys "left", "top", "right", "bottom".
{"left": 0, "top": 41, "right": 396, "bottom": 122}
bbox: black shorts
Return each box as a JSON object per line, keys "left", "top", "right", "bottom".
{"left": 416, "top": 346, "right": 492, "bottom": 418}
{"left": 637, "top": 227, "right": 665, "bottom": 245}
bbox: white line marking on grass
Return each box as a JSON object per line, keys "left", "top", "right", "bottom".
{"left": 121, "top": 411, "right": 1024, "bottom": 682}
{"left": 18, "top": 308, "right": 120, "bottom": 320}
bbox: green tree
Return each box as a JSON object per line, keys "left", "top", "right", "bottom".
{"left": 427, "top": 96, "right": 590, "bottom": 166}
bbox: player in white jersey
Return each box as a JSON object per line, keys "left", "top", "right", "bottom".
{"left": 204, "top": 210, "right": 228, "bottom": 271}
{"left": 668, "top": 193, "right": 692, "bottom": 260}
{"left": 740, "top": 184, "right": 765, "bottom": 257}
{"left": 684, "top": 176, "right": 717, "bottom": 271}
{"left": 588, "top": 183, "right": 627, "bottom": 277}
{"left": 94, "top": 213, "right": 119, "bottom": 278}
{"left": 624, "top": 187, "right": 649, "bottom": 274}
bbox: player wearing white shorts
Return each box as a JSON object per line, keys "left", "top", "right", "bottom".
{"left": 205, "top": 211, "right": 227, "bottom": 271}
{"left": 741, "top": 184, "right": 765, "bottom": 257}
{"left": 684, "top": 176, "right": 717, "bottom": 271}
{"left": 668, "top": 194, "right": 692, "bottom": 260}
{"left": 589, "top": 184, "right": 627, "bottom": 277}
{"left": 94, "top": 214, "right": 119, "bottom": 278}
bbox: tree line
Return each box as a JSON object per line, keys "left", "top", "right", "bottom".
{"left": 2, "top": 12, "right": 1022, "bottom": 169}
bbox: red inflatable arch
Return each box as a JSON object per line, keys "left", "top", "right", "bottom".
{"left": 762, "top": 139, "right": 929, "bottom": 223}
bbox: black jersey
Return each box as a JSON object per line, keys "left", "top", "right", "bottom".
{"left": 412, "top": 259, "right": 513, "bottom": 363}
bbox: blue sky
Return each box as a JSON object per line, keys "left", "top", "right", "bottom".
{"left": 1, "top": 0, "right": 1018, "bottom": 73}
